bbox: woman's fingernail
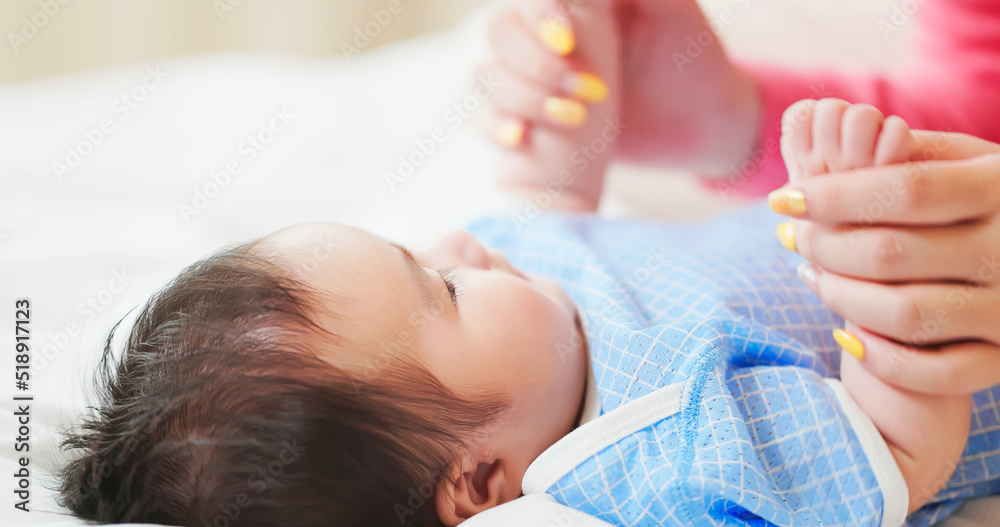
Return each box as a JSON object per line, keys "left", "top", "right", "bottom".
{"left": 833, "top": 329, "right": 866, "bottom": 361}
{"left": 495, "top": 121, "right": 524, "bottom": 148}
{"left": 543, "top": 97, "right": 587, "bottom": 127}
{"left": 562, "top": 72, "right": 608, "bottom": 103}
{"left": 776, "top": 222, "right": 797, "bottom": 252}
{"left": 768, "top": 188, "right": 808, "bottom": 216}
{"left": 797, "top": 262, "right": 819, "bottom": 293}
{"left": 537, "top": 17, "right": 575, "bottom": 55}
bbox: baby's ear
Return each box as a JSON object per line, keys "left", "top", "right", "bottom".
{"left": 434, "top": 456, "right": 513, "bottom": 525}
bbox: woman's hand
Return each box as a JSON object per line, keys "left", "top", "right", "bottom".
{"left": 771, "top": 106, "right": 1000, "bottom": 394}
{"left": 480, "top": 0, "right": 761, "bottom": 194}
{"left": 608, "top": 0, "right": 761, "bottom": 175}
{"left": 478, "top": 0, "right": 621, "bottom": 211}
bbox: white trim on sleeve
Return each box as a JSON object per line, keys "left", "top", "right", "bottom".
{"left": 825, "top": 379, "right": 909, "bottom": 527}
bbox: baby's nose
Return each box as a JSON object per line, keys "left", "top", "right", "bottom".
{"left": 456, "top": 232, "right": 491, "bottom": 270}
{"left": 426, "top": 230, "right": 491, "bottom": 270}
{"left": 485, "top": 249, "right": 520, "bottom": 276}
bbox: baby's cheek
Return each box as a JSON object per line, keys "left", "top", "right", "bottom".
{"left": 479, "top": 278, "right": 575, "bottom": 373}
{"left": 520, "top": 292, "right": 578, "bottom": 374}
{"left": 492, "top": 286, "right": 585, "bottom": 433}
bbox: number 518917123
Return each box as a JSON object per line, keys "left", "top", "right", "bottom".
{"left": 15, "top": 299, "right": 30, "bottom": 392}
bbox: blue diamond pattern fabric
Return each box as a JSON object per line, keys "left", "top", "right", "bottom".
{"left": 464, "top": 204, "right": 1000, "bottom": 527}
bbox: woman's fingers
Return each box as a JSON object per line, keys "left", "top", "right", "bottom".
{"left": 477, "top": 104, "right": 528, "bottom": 149}
{"left": 487, "top": 6, "right": 573, "bottom": 90}
{"left": 809, "top": 269, "right": 1000, "bottom": 344}
{"left": 507, "top": 0, "right": 578, "bottom": 56}
{"left": 481, "top": 1, "right": 617, "bottom": 144}
{"left": 774, "top": 153, "right": 1000, "bottom": 225}
{"left": 773, "top": 121, "right": 1000, "bottom": 394}
{"left": 505, "top": 0, "right": 616, "bottom": 57}
{"left": 838, "top": 322, "right": 1000, "bottom": 395}
{"left": 910, "top": 130, "right": 1000, "bottom": 161}
{"left": 489, "top": 2, "right": 610, "bottom": 104}
{"left": 478, "top": 62, "right": 588, "bottom": 129}
{"left": 792, "top": 218, "right": 1000, "bottom": 282}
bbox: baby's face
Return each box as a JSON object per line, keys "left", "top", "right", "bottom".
{"left": 258, "top": 223, "right": 589, "bottom": 484}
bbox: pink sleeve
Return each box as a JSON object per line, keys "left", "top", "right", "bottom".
{"left": 712, "top": 0, "right": 1000, "bottom": 197}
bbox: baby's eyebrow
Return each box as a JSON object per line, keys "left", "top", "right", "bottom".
{"left": 391, "top": 242, "right": 436, "bottom": 308}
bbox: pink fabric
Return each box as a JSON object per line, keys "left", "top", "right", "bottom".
{"left": 711, "top": 0, "right": 1000, "bottom": 197}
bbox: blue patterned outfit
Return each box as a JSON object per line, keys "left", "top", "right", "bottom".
{"left": 464, "top": 205, "right": 1000, "bottom": 527}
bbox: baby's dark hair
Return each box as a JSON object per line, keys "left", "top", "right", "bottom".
{"left": 58, "top": 243, "right": 508, "bottom": 527}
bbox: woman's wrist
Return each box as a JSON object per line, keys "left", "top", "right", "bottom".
{"left": 695, "top": 67, "right": 764, "bottom": 179}
{"left": 494, "top": 152, "right": 605, "bottom": 214}
{"left": 619, "top": 64, "right": 763, "bottom": 179}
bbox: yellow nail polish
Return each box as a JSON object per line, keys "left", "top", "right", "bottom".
{"left": 776, "top": 222, "right": 797, "bottom": 252}
{"left": 563, "top": 72, "right": 608, "bottom": 103}
{"left": 537, "top": 17, "right": 575, "bottom": 56}
{"left": 767, "top": 188, "right": 808, "bottom": 216}
{"left": 833, "top": 329, "right": 865, "bottom": 361}
{"left": 543, "top": 97, "right": 587, "bottom": 127}
{"left": 495, "top": 121, "right": 524, "bottom": 147}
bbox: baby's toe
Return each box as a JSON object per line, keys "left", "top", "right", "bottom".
{"left": 780, "top": 99, "right": 819, "bottom": 182}
{"left": 840, "top": 104, "right": 885, "bottom": 170}
{"left": 811, "top": 98, "right": 852, "bottom": 173}
{"left": 874, "top": 115, "right": 917, "bottom": 166}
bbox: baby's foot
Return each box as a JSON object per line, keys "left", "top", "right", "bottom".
{"left": 780, "top": 98, "right": 919, "bottom": 182}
